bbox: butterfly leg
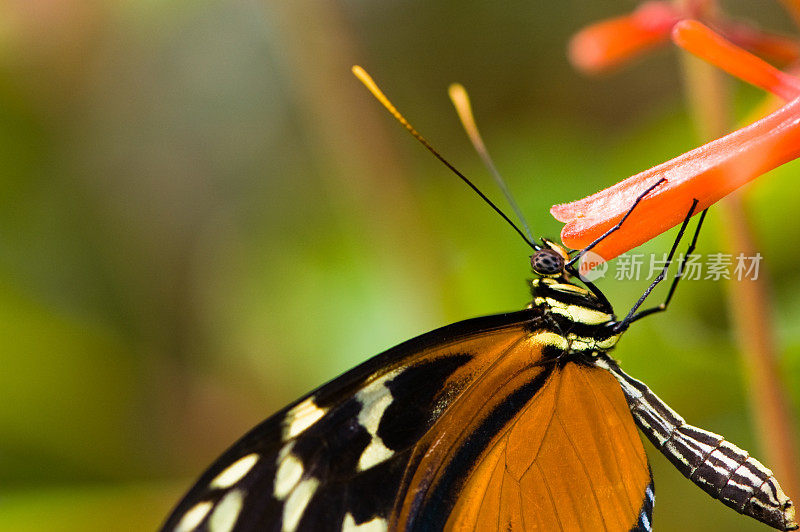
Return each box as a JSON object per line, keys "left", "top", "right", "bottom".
{"left": 613, "top": 200, "right": 706, "bottom": 332}
{"left": 565, "top": 178, "right": 667, "bottom": 310}
{"left": 566, "top": 177, "right": 667, "bottom": 269}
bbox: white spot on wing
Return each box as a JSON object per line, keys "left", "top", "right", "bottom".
{"left": 211, "top": 453, "right": 259, "bottom": 489}
{"left": 175, "top": 501, "right": 213, "bottom": 532}
{"left": 640, "top": 512, "right": 651, "bottom": 532}
{"left": 208, "top": 489, "right": 244, "bottom": 532}
{"left": 282, "top": 478, "right": 319, "bottom": 532}
{"left": 357, "top": 381, "right": 393, "bottom": 433}
{"left": 277, "top": 441, "right": 293, "bottom": 461}
{"left": 355, "top": 371, "right": 400, "bottom": 471}
{"left": 358, "top": 438, "right": 395, "bottom": 471}
{"left": 274, "top": 453, "right": 304, "bottom": 500}
{"left": 283, "top": 398, "right": 327, "bottom": 439}
{"left": 342, "top": 513, "right": 388, "bottom": 532}
{"left": 356, "top": 372, "right": 400, "bottom": 422}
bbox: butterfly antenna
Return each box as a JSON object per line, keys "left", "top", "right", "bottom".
{"left": 447, "top": 83, "right": 534, "bottom": 242}
{"left": 352, "top": 65, "right": 537, "bottom": 250}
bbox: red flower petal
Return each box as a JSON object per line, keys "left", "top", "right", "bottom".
{"left": 551, "top": 96, "right": 800, "bottom": 262}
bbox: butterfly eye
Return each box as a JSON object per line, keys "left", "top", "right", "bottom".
{"left": 530, "top": 249, "right": 565, "bottom": 276}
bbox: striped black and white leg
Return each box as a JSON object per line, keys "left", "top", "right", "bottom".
{"left": 595, "top": 356, "right": 798, "bottom": 531}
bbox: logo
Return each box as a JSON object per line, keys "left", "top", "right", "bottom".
{"left": 577, "top": 250, "right": 608, "bottom": 282}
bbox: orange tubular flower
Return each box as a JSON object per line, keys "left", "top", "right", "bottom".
{"left": 716, "top": 19, "right": 800, "bottom": 65}
{"left": 552, "top": 22, "right": 800, "bottom": 262}
{"left": 568, "top": 1, "right": 680, "bottom": 74}
{"left": 673, "top": 20, "right": 800, "bottom": 101}
{"left": 569, "top": 1, "right": 800, "bottom": 76}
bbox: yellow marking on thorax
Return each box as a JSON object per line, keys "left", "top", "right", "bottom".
{"left": 544, "top": 298, "right": 613, "bottom": 325}
{"left": 547, "top": 282, "right": 589, "bottom": 295}
{"left": 566, "top": 335, "right": 593, "bottom": 351}
{"left": 595, "top": 334, "right": 620, "bottom": 349}
{"left": 528, "top": 331, "right": 569, "bottom": 351}
{"left": 565, "top": 333, "right": 621, "bottom": 351}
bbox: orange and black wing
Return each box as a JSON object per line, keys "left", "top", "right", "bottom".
{"left": 427, "top": 362, "right": 652, "bottom": 531}
{"left": 161, "top": 308, "right": 653, "bottom": 532}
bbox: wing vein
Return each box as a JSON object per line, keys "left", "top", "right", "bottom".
{"left": 556, "top": 413, "right": 610, "bottom": 532}
{"left": 417, "top": 333, "right": 533, "bottom": 485}
{"left": 536, "top": 462, "right": 564, "bottom": 532}
{"left": 581, "top": 369, "right": 637, "bottom": 517}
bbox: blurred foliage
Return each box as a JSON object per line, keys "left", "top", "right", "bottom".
{"left": 0, "top": 0, "right": 797, "bottom": 530}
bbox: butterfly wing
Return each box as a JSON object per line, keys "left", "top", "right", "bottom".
{"left": 161, "top": 309, "right": 652, "bottom": 532}
{"left": 435, "top": 362, "right": 653, "bottom": 531}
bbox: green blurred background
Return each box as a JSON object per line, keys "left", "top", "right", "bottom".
{"left": 0, "top": 1, "right": 798, "bottom": 530}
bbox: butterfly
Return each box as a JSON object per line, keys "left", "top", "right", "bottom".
{"left": 159, "top": 67, "right": 797, "bottom": 532}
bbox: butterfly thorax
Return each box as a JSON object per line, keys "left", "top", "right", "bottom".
{"left": 528, "top": 276, "right": 621, "bottom": 355}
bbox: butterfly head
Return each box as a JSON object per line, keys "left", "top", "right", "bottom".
{"left": 530, "top": 239, "right": 570, "bottom": 279}
{"left": 529, "top": 238, "right": 617, "bottom": 320}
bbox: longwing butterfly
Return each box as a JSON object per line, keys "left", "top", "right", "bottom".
{"left": 160, "top": 67, "right": 797, "bottom": 532}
